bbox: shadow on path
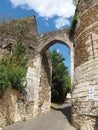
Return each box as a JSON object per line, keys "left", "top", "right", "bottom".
{"left": 51, "top": 100, "right": 72, "bottom": 123}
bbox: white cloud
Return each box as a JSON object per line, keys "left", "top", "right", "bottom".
{"left": 54, "top": 17, "right": 70, "bottom": 29}
{"left": 9, "top": 0, "right": 75, "bottom": 29}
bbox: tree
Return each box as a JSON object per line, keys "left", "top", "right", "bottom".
{"left": 50, "top": 49, "right": 71, "bottom": 103}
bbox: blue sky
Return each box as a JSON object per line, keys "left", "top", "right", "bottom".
{"left": 49, "top": 44, "right": 70, "bottom": 73}
{"left": 0, "top": 0, "right": 75, "bottom": 73}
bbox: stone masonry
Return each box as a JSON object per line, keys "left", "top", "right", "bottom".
{"left": 72, "top": 0, "right": 98, "bottom": 130}
{"left": 0, "top": 16, "right": 74, "bottom": 126}
{"left": 0, "top": 0, "right": 98, "bottom": 129}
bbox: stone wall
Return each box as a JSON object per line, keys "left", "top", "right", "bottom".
{"left": 0, "top": 16, "right": 39, "bottom": 125}
{"left": 0, "top": 15, "right": 74, "bottom": 127}
{"left": 38, "top": 52, "right": 51, "bottom": 114}
{"left": 0, "top": 89, "right": 18, "bottom": 126}
{"left": 0, "top": 16, "right": 38, "bottom": 59}
{"left": 72, "top": 0, "right": 98, "bottom": 129}
{"left": 74, "top": 0, "right": 98, "bottom": 67}
{"left": 26, "top": 54, "right": 42, "bottom": 118}
{"left": 72, "top": 115, "right": 98, "bottom": 130}
{"left": 0, "top": 88, "right": 34, "bottom": 126}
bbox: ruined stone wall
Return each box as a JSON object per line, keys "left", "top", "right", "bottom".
{"left": 0, "top": 16, "right": 38, "bottom": 58}
{"left": 0, "top": 16, "right": 39, "bottom": 125}
{"left": 0, "top": 15, "right": 73, "bottom": 126}
{"left": 0, "top": 88, "right": 35, "bottom": 126}
{"left": 0, "top": 89, "right": 19, "bottom": 126}
{"left": 0, "top": 16, "right": 52, "bottom": 126}
{"left": 72, "top": 0, "right": 98, "bottom": 129}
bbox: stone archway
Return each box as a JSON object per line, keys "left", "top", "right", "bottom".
{"left": 37, "top": 29, "right": 74, "bottom": 84}
{"left": 0, "top": 0, "right": 98, "bottom": 128}
{"left": 0, "top": 16, "right": 74, "bottom": 122}
{"left": 26, "top": 29, "right": 74, "bottom": 116}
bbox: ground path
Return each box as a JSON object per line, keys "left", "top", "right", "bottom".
{"left": 3, "top": 99, "right": 75, "bottom": 130}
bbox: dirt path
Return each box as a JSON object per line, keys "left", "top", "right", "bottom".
{"left": 3, "top": 99, "right": 75, "bottom": 130}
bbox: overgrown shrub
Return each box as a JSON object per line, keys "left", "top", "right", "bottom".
{"left": 0, "top": 41, "right": 28, "bottom": 97}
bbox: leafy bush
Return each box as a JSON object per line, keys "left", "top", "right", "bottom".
{"left": 0, "top": 41, "right": 28, "bottom": 97}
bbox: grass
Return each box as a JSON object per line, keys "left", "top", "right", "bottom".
{"left": 0, "top": 123, "right": 5, "bottom": 128}
{"left": 76, "top": 128, "right": 81, "bottom": 130}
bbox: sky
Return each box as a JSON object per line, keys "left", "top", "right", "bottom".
{"left": 0, "top": 0, "right": 76, "bottom": 73}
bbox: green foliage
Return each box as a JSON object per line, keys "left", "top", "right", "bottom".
{"left": 76, "top": 128, "right": 81, "bottom": 130}
{"left": 73, "top": 0, "right": 79, "bottom": 6}
{"left": 0, "top": 41, "right": 28, "bottom": 97}
{"left": 50, "top": 50, "right": 71, "bottom": 103}
{"left": 70, "top": 12, "right": 78, "bottom": 38}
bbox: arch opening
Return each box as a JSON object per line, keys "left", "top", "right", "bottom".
{"left": 39, "top": 38, "right": 73, "bottom": 84}
{"left": 40, "top": 39, "right": 72, "bottom": 54}
{"left": 38, "top": 40, "right": 73, "bottom": 114}
{"left": 49, "top": 43, "right": 71, "bottom": 103}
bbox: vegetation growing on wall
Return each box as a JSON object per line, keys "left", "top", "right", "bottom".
{"left": 73, "top": 0, "right": 79, "bottom": 6}
{"left": 0, "top": 17, "right": 37, "bottom": 46}
{"left": 50, "top": 49, "right": 71, "bottom": 103}
{"left": 70, "top": 11, "right": 78, "bottom": 38}
{"left": 0, "top": 41, "right": 28, "bottom": 97}
{"left": 0, "top": 18, "right": 29, "bottom": 37}
{"left": 76, "top": 128, "right": 81, "bottom": 130}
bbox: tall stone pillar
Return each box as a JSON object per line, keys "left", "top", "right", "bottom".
{"left": 72, "top": 0, "right": 98, "bottom": 130}
{"left": 26, "top": 54, "right": 42, "bottom": 117}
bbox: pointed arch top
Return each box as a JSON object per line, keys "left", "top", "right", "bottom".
{"left": 37, "top": 29, "right": 73, "bottom": 54}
